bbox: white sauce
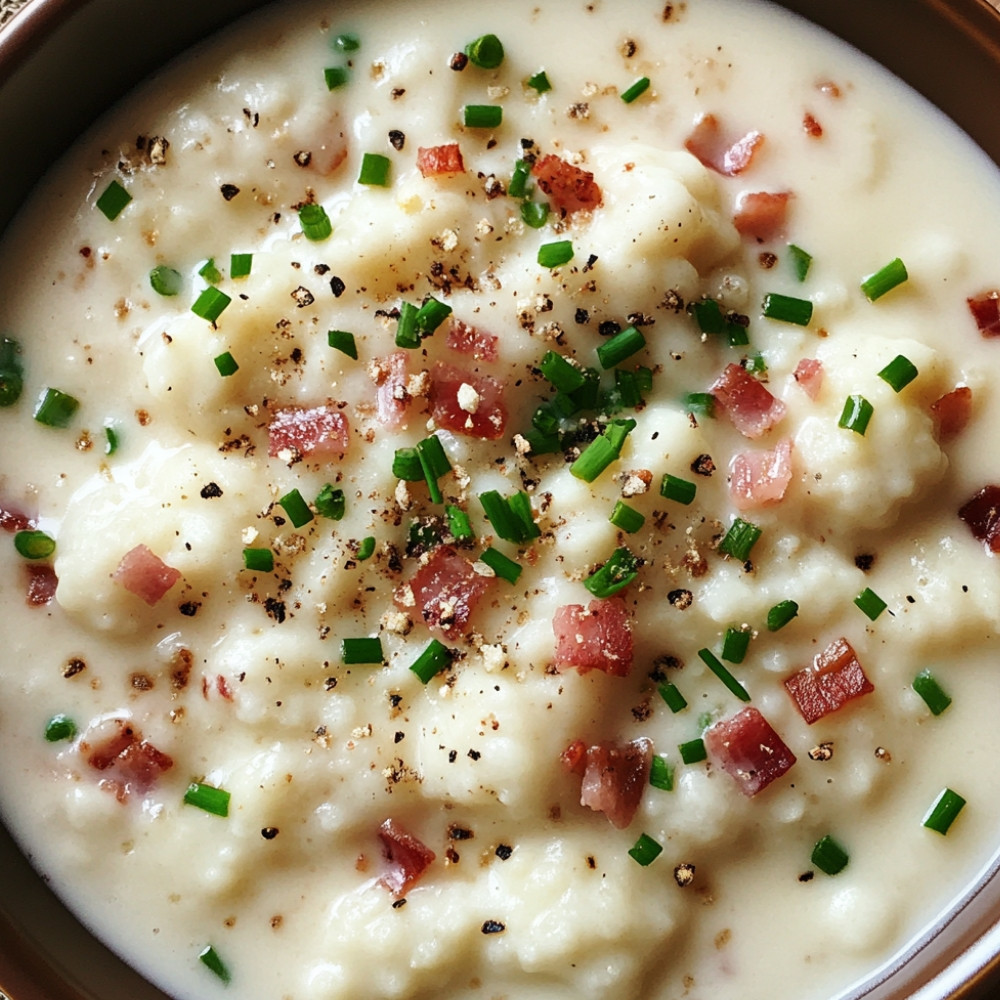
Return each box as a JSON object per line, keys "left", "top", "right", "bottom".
{"left": 2, "top": 1, "right": 1000, "bottom": 999}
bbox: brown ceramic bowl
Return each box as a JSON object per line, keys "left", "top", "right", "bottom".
{"left": 2, "top": 1, "right": 1000, "bottom": 998}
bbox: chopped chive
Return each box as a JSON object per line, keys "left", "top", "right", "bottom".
{"left": 298, "top": 202, "right": 333, "bottom": 241}
{"left": 878, "top": 354, "right": 918, "bottom": 392}
{"left": 683, "top": 392, "right": 716, "bottom": 419}
{"left": 660, "top": 474, "right": 696, "bottom": 506}
{"left": 44, "top": 713, "right": 76, "bottom": 742}
{"left": 613, "top": 369, "right": 644, "bottom": 409}
{"left": 520, "top": 200, "right": 550, "bottom": 228}
{"left": 746, "top": 352, "right": 767, "bottom": 374}
{"left": 229, "top": 253, "right": 252, "bottom": 278}
{"left": 393, "top": 448, "right": 423, "bottom": 482}
{"left": 465, "top": 33, "right": 504, "bottom": 69}
{"left": 324, "top": 65, "right": 350, "bottom": 90}
{"left": 328, "top": 329, "right": 358, "bottom": 360}
{"left": 539, "top": 350, "right": 585, "bottom": 394}
{"left": 104, "top": 424, "right": 119, "bottom": 455}
{"left": 537, "top": 240, "right": 574, "bottom": 269}
{"left": 584, "top": 546, "right": 639, "bottom": 598}
{"left": 811, "top": 834, "right": 849, "bottom": 875}
{"left": 33, "top": 387, "right": 79, "bottom": 428}
{"left": 358, "top": 152, "right": 391, "bottom": 186}
{"left": 861, "top": 257, "right": 908, "bottom": 301}
{"left": 415, "top": 296, "right": 453, "bottom": 336}
{"left": 526, "top": 69, "right": 551, "bottom": 93}
{"left": 199, "top": 945, "right": 231, "bottom": 984}
{"left": 0, "top": 337, "right": 23, "bottom": 407}
{"left": 838, "top": 394, "right": 874, "bottom": 435}
{"left": 690, "top": 298, "right": 727, "bottom": 335}
{"left": 658, "top": 682, "right": 688, "bottom": 714}
{"left": 333, "top": 31, "right": 360, "bottom": 51}
{"left": 341, "top": 636, "right": 384, "bottom": 665}
{"left": 395, "top": 300, "right": 420, "bottom": 348}
{"left": 417, "top": 434, "right": 451, "bottom": 504}
{"left": 14, "top": 530, "right": 55, "bottom": 560}
{"left": 184, "top": 781, "right": 231, "bottom": 817}
{"left": 570, "top": 418, "right": 636, "bottom": 482}
{"left": 191, "top": 287, "right": 232, "bottom": 323}
{"left": 479, "top": 546, "right": 522, "bottom": 584}
{"left": 620, "top": 76, "right": 650, "bottom": 103}
{"left": 278, "top": 489, "right": 313, "bottom": 529}
{"left": 463, "top": 104, "right": 503, "bottom": 128}
{"left": 507, "top": 491, "right": 540, "bottom": 540}
{"left": 149, "top": 264, "right": 182, "bottom": 296}
{"left": 198, "top": 258, "right": 222, "bottom": 284}
{"left": 242, "top": 547, "right": 274, "bottom": 572}
{"left": 649, "top": 756, "right": 674, "bottom": 791}
{"left": 314, "top": 484, "right": 346, "bottom": 521}
{"left": 721, "top": 626, "right": 751, "bottom": 664}
{"left": 508, "top": 159, "right": 531, "bottom": 198}
{"left": 356, "top": 536, "right": 375, "bottom": 561}
{"left": 718, "top": 517, "right": 762, "bottom": 562}
{"left": 854, "top": 587, "right": 886, "bottom": 621}
{"left": 446, "top": 504, "right": 473, "bottom": 541}
{"left": 569, "top": 367, "right": 601, "bottom": 410}
{"left": 762, "top": 292, "right": 813, "bottom": 326}
{"left": 923, "top": 788, "right": 966, "bottom": 835}
{"left": 410, "top": 638, "right": 454, "bottom": 684}
{"left": 913, "top": 668, "right": 952, "bottom": 716}
{"left": 697, "top": 647, "right": 750, "bottom": 702}
{"left": 628, "top": 832, "right": 663, "bottom": 866}
{"left": 679, "top": 737, "right": 707, "bottom": 764}
{"left": 788, "top": 244, "right": 813, "bottom": 281}
{"left": 478, "top": 491, "right": 523, "bottom": 543}
{"left": 609, "top": 500, "right": 645, "bottom": 534}
{"left": 597, "top": 325, "right": 645, "bottom": 369}
{"left": 213, "top": 351, "right": 239, "bottom": 376}
{"left": 95, "top": 179, "right": 131, "bottom": 220}
{"left": 766, "top": 600, "right": 799, "bottom": 632}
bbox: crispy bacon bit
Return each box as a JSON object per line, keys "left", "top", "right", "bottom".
{"left": 377, "top": 818, "right": 436, "bottom": 897}
{"left": 430, "top": 362, "right": 506, "bottom": 439}
{"left": 685, "top": 114, "right": 765, "bottom": 176}
{"left": 931, "top": 386, "right": 972, "bottom": 440}
{"left": 784, "top": 637, "right": 874, "bottom": 724}
{"left": 0, "top": 500, "right": 34, "bottom": 533}
{"left": 710, "top": 363, "right": 786, "bottom": 438}
{"left": 968, "top": 290, "right": 1000, "bottom": 337}
{"left": 733, "top": 191, "right": 791, "bottom": 243}
{"left": 531, "top": 154, "right": 602, "bottom": 215}
{"left": 564, "top": 737, "right": 652, "bottom": 828}
{"left": 446, "top": 319, "right": 498, "bottom": 362}
{"left": 959, "top": 485, "right": 1000, "bottom": 552}
{"left": 396, "top": 545, "right": 494, "bottom": 638}
{"left": 705, "top": 707, "right": 796, "bottom": 797}
{"left": 729, "top": 438, "right": 793, "bottom": 510}
{"left": 85, "top": 719, "right": 173, "bottom": 802}
{"left": 552, "top": 597, "right": 633, "bottom": 676}
{"left": 268, "top": 405, "right": 349, "bottom": 459}
{"left": 416, "top": 143, "right": 465, "bottom": 177}
{"left": 802, "top": 112, "right": 823, "bottom": 137}
{"left": 371, "top": 351, "right": 411, "bottom": 429}
{"left": 25, "top": 563, "right": 58, "bottom": 606}
{"left": 113, "top": 544, "right": 181, "bottom": 606}
{"left": 793, "top": 358, "right": 824, "bottom": 400}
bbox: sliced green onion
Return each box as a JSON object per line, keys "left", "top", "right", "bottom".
{"left": 299, "top": 202, "right": 333, "bottom": 241}
{"left": 539, "top": 351, "right": 586, "bottom": 394}
{"left": 341, "top": 637, "right": 384, "bottom": 665}
{"left": 198, "top": 945, "right": 231, "bottom": 984}
{"left": 465, "top": 33, "right": 504, "bottom": 69}
{"left": 570, "top": 367, "right": 601, "bottom": 410}
{"left": 14, "top": 530, "right": 55, "bottom": 560}
{"left": 660, "top": 474, "right": 696, "bottom": 506}
{"left": 463, "top": 105, "right": 503, "bottom": 129}
{"left": 854, "top": 587, "right": 886, "bottom": 621}
{"left": 679, "top": 737, "right": 707, "bottom": 765}
{"left": 184, "top": 781, "right": 231, "bottom": 817}
{"left": 507, "top": 491, "right": 540, "bottom": 540}
{"left": 508, "top": 159, "right": 531, "bottom": 198}
{"left": 358, "top": 152, "right": 391, "bottom": 187}
{"left": 333, "top": 31, "right": 360, "bottom": 51}
{"left": 314, "top": 484, "right": 346, "bottom": 520}
{"left": 620, "top": 76, "right": 650, "bottom": 104}
{"left": 33, "top": 387, "right": 79, "bottom": 428}
{"left": 328, "top": 329, "right": 358, "bottom": 360}
{"left": 198, "top": 258, "right": 222, "bottom": 284}
{"left": 0, "top": 337, "right": 23, "bottom": 407}
{"left": 104, "top": 424, "right": 119, "bottom": 455}
{"left": 478, "top": 491, "right": 522, "bottom": 543}
{"left": 393, "top": 447, "right": 423, "bottom": 482}
{"left": 149, "top": 264, "right": 182, "bottom": 296}
{"left": 766, "top": 600, "right": 799, "bottom": 632}
{"left": 597, "top": 325, "right": 645, "bottom": 370}
{"left": 628, "top": 832, "right": 663, "bottom": 866}
{"left": 479, "top": 547, "right": 522, "bottom": 584}
{"left": 683, "top": 392, "right": 716, "bottom": 419}
{"left": 649, "top": 756, "right": 674, "bottom": 791}
{"left": 788, "top": 244, "right": 813, "bottom": 282}
{"left": 913, "top": 668, "right": 952, "bottom": 716}
{"left": 570, "top": 418, "right": 636, "bottom": 483}
{"left": 395, "top": 300, "right": 420, "bottom": 349}
{"left": 242, "top": 547, "right": 274, "bottom": 572}
{"left": 746, "top": 352, "right": 767, "bottom": 374}
{"left": 923, "top": 788, "right": 966, "bottom": 835}
{"left": 44, "top": 713, "right": 76, "bottom": 742}
{"left": 690, "top": 298, "right": 727, "bottom": 335}
{"left": 762, "top": 292, "right": 813, "bottom": 326}
{"left": 417, "top": 434, "right": 451, "bottom": 504}
{"left": 721, "top": 626, "right": 751, "bottom": 664}
{"left": 878, "top": 354, "right": 918, "bottom": 393}
{"left": 415, "top": 296, "right": 453, "bottom": 336}
{"left": 520, "top": 200, "right": 549, "bottom": 228}
{"left": 584, "top": 546, "right": 638, "bottom": 598}
{"left": 526, "top": 69, "right": 551, "bottom": 93}
{"left": 410, "top": 638, "right": 454, "bottom": 684}
{"left": 811, "top": 834, "right": 849, "bottom": 875}
{"left": 229, "top": 253, "right": 252, "bottom": 279}
{"left": 446, "top": 504, "right": 473, "bottom": 541}
{"left": 213, "top": 351, "right": 239, "bottom": 377}
{"left": 609, "top": 501, "right": 645, "bottom": 534}
{"left": 278, "top": 489, "right": 313, "bottom": 529}
{"left": 718, "top": 517, "right": 762, "bottom": 562}
{"left": 698, "top": 647, "right": 750, "bottom": 702}
{"left": 537, "top": 240, "right": 574, "bottom": 269}
{"left": 95, "top": 179, "right": 131, "bottom": 220}
{"left": 324, "top": 66, "right": 350, "bottom": 90}
{"left": 838, "top": 394, "right": 874, "bottom": 435}
{"left": 191, "top": 287, "right": 232, "bottom": 324}
{"left": 356, "top": 536, "right": 375, "bottom": 561}
{"left": 658, "top": 682, "right": 688, "bottom": 714}
{"left": 861, "top": 257, "right": 908, "bottom": 301}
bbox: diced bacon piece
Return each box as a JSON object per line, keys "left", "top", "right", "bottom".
{"left": 268, "top": 404, "right": 349, "bottom": 459}
{"left": 85, "top": 719, "right": 173, "bottom": 802}
{"left": 0, "top": 500, "right": 34, "bottom": 533}
{"left": 396, "top": 545, "right": 494, "bottom": 638}
{"left": 560, "top": 739, "right": 588, "bottom": 775}
{"left": 446, "top": 319, "right": 498, "bottom": 362}
{"left": 416, "top": 143, "right": 465, "bottom": 177}
{"left": 685, "top": 114, "right": 765, "bottom": 176}
{"left": 729, "top": 438, "right": 793, "bottom": 510}
{"left": 531, "top": 154, "right": 602, "bottom": 215}
{"left": 733, "top": 191, "right": 791, "bottom": 243}
{"left": 370, "top": 352, "right": 411, "bottom": 429}
{"left": 377, "top": 818, "right": 436, "bottom": 898}
{"left": 793, "top": 358, "right": 824, "bottom": 400}
{"left": 784, "top": 637, "right": 874, "bottom": 724}
{"left": 959, "top": 485, "right": 1000, "bottom": 552}
{"left": 802, "top": 112, "right": 823, "bottom": 138}
{"left": 429, "top": 362, "right": 506, "bottom": 440}
{"left": 552, "top": 597, "right": 633, "bottom": 676}
{"left": 24, "top": 563, "right": 58, "bottom": 606}
{"left": 113, "top": 544, "right": 180, "bottom": 606}
{"left": 710, "top": 363, "right": 786, "bottom": 438}
{"left": 932, "top": 386, "right": 972, "bottom": 440}
{"left": 705, "top": 707, "right": 796, "bottom": 797}
{"left": 570, "top": 737, "right": 652, "bottom": 829}
{"left": 968, "top": 290, "right": 1000, "bottom": 337}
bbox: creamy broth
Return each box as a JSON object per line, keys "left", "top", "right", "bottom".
{"left": 2, "top": 2, "right": 1000, "bottom": 999}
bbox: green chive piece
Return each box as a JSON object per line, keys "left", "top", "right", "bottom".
{"left": 697, "top": 647, "right": 750, "bottom": 702}
{"left": 229, "top": 253, "right": 252, "bottom": 279}
{"left": 149, "top": 264, "right": 182, "bottom": 296}
{"left": 324, "top": 65, "right": 350, "bottom": 90}
{"left": 199, "top": 945, "right": 231, "bottom": 984}
{"left": 278, "top": 489, "right": 313, "bottom": 529}
{"left": 683, "top": 392, "right": 716, "bottom": 419}
{"left": 479, "top": 491, "right": 522, "bottom": 543}
{"left": 446, "top": 504, "right": 473, "bottom": 541}
{"left": 508, "top": 159, "right": 531, "bottom": 198}
{"left": 718, "top": 517, "right": 762, "bottom": 562}
{"left": 584, "top": 547, "right": 639, "bottom": 598}
{"left": 479, "top": 546, "right": 522, "bottom": 584}
{"left": 537, "top": 240, "right": 574, "bottom": 269}
{"left": 746, "top": 352, "right": 767, "bottom": 374}
{"left": 923, "top": 788, "right": 966, "bottom": 835}
{"left": 838, "top": 394, "right": 874, "bottom": 435}
{"left": 463, "top": 105, "right": 503, "bottom": 129}
{"left": 393, "top": 447, "right": 424, "bottom": 482}
{"left": 315, "top": 484, "right": 346, "bottom": 521}
{"left": 861, "top": 257, "right": 908, "bottom": 301}
{"left": 410, "top": 639, "right": 454, "bottom": 684}
{"left": 913, "top": 668, "right": 952, "bottom": 716}
{"left": 341, "top": 636, "right": 384, "bottom": 665}
{"left": 658, "top": 682, "right": 688, "bottom": 714}
{"left": 539, "top": 351, "right": 585, "bottom": 394}
{"left": 628, "top": 832, "right": 663, "bottom": 866}
{"left": 660, "top": 474, "right": 696, "bottom": 506}
{"left": 526, "top": 69, "right": 551, "bottom": 93}
{"left": 242, "top": 547, "right": 274, "bottom": 572}
{"left": 415, "top": 296, "right": 453, "bottom": 336}
{"left": 690, "top": 298, "right": 727, "bottom": 335}
{"left": 854, "top": 587, "right": 887, "bottom": 621}
{"left": 358, "top": 152, "right": 391, "bottom": 186}
{"left": 299, "top": 202, "right": 333, "bottom": 241}
{"left": 597, "top": 325, "right": 645, "bottom": 370}
{"left": 44, "top": 713, "right": 76, "bottom": 742}
{"left": 191, "top": 287, "right": 232, "bottom": 324}
{"left": 14, "top": 529, "right": 55, "bottom": 560}
{"left": 508, "top": 491, "right": 540, "bottom": 540}
{"left": 104, "top": 424, "right": 119, "bottom": 455}
{"left": 609, "top": 501, "right": 645, "bottom": 534}
{"left": 649, "top": 756, "right": 674, "bottom": 791}
{"left": 878, "top": 355, "right": 918, "bottom": 393}
{"left": 328, "top": 329, "right": 358, "bottom": 360}
{"left": 767, "top": 600, "right": 799, "bottom": 632}
{"left": 198, "top": 258, "right": 222, "bottom": 284}
{"left": 762, "top": 292, "right": 813, "bottom": 326}
{"left": 570, "top": 418, "right": 636, "bottom": 482}
{"left": 620, "top": 76, "right": 651, "bottom": 104}
{"left": 570, "top": 367, "right": 601, "bottom": 410}
{"left": 465, "top": 33, "right": 504, "bottom": 69}
{"left": 520, "top": 200, "right": 550, "bottom": 228}
{"left": 811, "top": 834, "right": 849, "bottom": 875}
{"left": 788, "top": 244, "right": 813, "bottom": 282}
{"left": 184, "top": 781, "right": 231, "bottom": 817}
{"left": 395, "top": 301, "right": 420, "bottom": 348}
{"left": 721, "top": 626, "right": 751, "bottom": 664}
{"left": 679, "top": 737, "right": 707, "bottom": 765}
{"left": 417, "top": 434, "right": 451, "bottom": 504}
{"left": 356, "top": 536, "right": 375, "bottom": 561}
{"left": 95, "top": 179, "right": 131, "bottom": 220}
{"left": 213, "top": 351, "right": 239, "bottom": 377}
{"left": 333, "top": 31, "right": 360, "bottom": 52}
{"left": 0, "top": 337, "right": 23, "bottom": 407}
{"left": 33, "top": 387, "right": 79, "bottom": 428}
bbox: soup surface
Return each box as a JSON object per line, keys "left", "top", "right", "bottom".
{"left": 3, "top": 2, "right": 1000, "bottom": 999}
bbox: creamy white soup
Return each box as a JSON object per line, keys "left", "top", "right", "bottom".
{"left": 3, "top": 2, "right": 1000, "bottom": 999}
